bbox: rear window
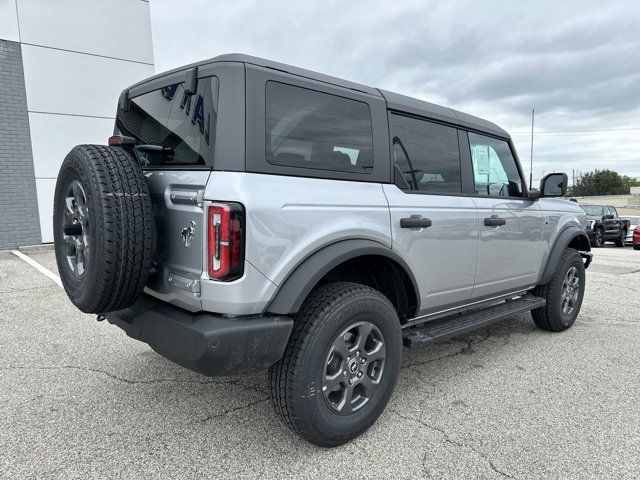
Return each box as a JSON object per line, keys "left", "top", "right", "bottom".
{"left": 115, "top": 76, "right": 219, "bottom": 166}
{"left": 265, "top": 81, "right": 373, "bottom": 173}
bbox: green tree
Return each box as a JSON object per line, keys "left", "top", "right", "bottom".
{"left": 621, "top": 175, "right": 640, "bottom": 191}
{"left": 570, "top": 169, "right": 631, "bottom": 196}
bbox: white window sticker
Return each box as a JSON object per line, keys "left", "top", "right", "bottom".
{"left": 473, "top": 145, "right": 490, "bottom": 175}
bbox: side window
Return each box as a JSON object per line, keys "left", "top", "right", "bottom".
{"left": 469, "top": 132, "right": 523, "bottom": 197}
{"left": 390, "top": 114, "right": 462, "bottom": 194}
{"left": 609, "top": 206, "right": 618, "bottom": 217}
{"left": 265, "top": 82, "right": 373, "bottom": 173}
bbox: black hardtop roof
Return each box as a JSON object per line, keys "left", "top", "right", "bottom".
{"left": 127, "top": 53, "right": 509, "bottom": 139}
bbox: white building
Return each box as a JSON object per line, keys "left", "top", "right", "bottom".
{"left": 0, "top": 0, "right": 154, "bottom": 248}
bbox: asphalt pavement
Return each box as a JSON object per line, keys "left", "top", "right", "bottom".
{"left": 1, "top": 245, "right": 639, "bottom": 479}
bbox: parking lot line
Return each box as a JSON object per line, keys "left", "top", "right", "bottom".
{"left": 11, "top": 249, "right": 62, "bottom": 288}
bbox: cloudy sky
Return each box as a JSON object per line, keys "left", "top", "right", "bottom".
{"left": 149, "top": 0, "right": 640, "bottom": 184}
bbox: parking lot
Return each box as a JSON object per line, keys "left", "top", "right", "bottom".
{"left": 1, "top": 246, "right": 639, "bottom": 479}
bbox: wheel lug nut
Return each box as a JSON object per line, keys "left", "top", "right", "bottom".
{"left": 357, "top": 372, "right": 363, "bottom": 378}
{"left": 355, "top": 350, "right": 360, "bottom": 357}
{"left": 360, "top": 358, "right": 366, "bottom": 364}
{"left": 343, "top": 370, "right": 347, "bottom": 376}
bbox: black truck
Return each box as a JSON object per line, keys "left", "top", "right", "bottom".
{"left": 580, "top": 204, "right": 628, "bottom": 247}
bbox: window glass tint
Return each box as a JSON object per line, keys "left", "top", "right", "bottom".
{"left": 266, "top": 82, "right": 373, "bottom": 173}
{"left": 469, "top": 132, "right": 523, "bottom": 197}
{"left": 390, "top": 114, "right": 461, "bottom": 193}
{"left": 115, "top": 76, "right": 219, "bottom": 166}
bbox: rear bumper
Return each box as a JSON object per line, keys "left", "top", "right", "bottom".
{"left": 105, "top": 296, "right": 293, "bottom": 376}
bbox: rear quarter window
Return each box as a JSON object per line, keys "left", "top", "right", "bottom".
{"left": 115, "top": 76, "right": 219, "bottom": 167}
{"left": 265, "top": 81, "right": 373, "bottom": 174}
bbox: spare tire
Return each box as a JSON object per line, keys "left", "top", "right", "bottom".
{"left": 53, "top": 145, "right": 154, "bottom": 313}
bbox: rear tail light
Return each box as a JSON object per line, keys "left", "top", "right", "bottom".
{"left": 208, "top": 203, "right": 244, "bottom": 281}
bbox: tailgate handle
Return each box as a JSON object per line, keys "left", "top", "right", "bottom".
{"left": 169, "top": 188, "right": 203, "bottom": 205}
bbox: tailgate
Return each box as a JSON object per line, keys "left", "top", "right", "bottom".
{"left": 144, "top": 170, "right": 211, "bottom": 311}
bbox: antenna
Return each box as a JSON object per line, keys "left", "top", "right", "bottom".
{"left": 529, "top": 108, "right": 535, "bottom": 187}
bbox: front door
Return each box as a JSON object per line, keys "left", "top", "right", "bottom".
{"left": 385, "top": 114, "right": 479, "bottom": 314}
{"left": 466, "top": 132, "right": 545, "bottom": 298}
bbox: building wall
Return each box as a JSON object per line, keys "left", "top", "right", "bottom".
{"left": 0, "top": 0, "right": 154, "bottom": 247}
{"left": 0, "top": 39, "right": 42, "bottom": 249}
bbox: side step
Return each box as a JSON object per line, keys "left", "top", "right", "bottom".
{"left": 402, "top": 294, "right": 545, "bottom": 348}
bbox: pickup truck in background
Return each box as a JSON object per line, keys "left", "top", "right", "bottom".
{"left": 580, "top": 204, "right": 628, "bottom": 247}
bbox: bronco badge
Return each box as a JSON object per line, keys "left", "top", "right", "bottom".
{"left": 181, "top": 221, "right": 196, "bottom": 247}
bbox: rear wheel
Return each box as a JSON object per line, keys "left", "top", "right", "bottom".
{"left": 614, "top": 229, "right": 627, "bottom": 247}
{"left": 268, "top": 282, "right": 401, "bottom": 447}
{"left": 532, "top": 248, "right": 585, "bottom": 332}
{"left": 634, "top": 244, "right": 640, "bottom": 251}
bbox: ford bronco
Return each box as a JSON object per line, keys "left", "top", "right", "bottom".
{"left": 53, "top": 54, "right": 592, "bottom": 447}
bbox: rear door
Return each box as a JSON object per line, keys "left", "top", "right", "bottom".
{"left": 465, "top": 132, "right": 545, "bottom": 299}
{"left": 115, "top": 73, "right": 220, "bottom": 311}
{"left": 385, "top": 113, "right": 479, "bottom": 313}
{"left": 605, "top": 206, "right": 621, "bottom": 237}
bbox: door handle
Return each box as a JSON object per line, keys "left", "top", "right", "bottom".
{"left": 400, "top": 215, "right": 432, "bottom": 229}
{"left": 484, "top": 215, "right": 506, "bottom": 227}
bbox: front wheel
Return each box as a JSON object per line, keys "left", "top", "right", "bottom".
{"left": 532, "top": 248, "right": 585, "bottom": 332}
{"left": 268, "top": 282, "right": 402, "bottom": 447}
{"left": 591, "top": 228, "right": 603, "bottom": 247}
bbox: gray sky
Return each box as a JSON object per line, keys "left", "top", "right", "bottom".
{"left": 149, "top": 0, "right": 640, "bottom": 184}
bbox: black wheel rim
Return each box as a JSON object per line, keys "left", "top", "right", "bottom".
{"left": 323, "top": 321, "right": 386, "bottom": 415}
{"left": 561, "top": 266, "right": 580, "bottom": 316}
{"left": 61, "top": 180, "right": 89, "bottom": 276}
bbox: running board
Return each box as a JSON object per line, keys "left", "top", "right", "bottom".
{"left": 402, "top": 294, "right": 545, "bottom": 348}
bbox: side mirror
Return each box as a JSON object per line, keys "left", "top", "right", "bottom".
{"left": 540, "top": 172, "right": 568, "bottom": 197}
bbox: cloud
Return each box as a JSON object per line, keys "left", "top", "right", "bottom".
{"left": 149, "top": 0, "right": 640, "bottom": 181}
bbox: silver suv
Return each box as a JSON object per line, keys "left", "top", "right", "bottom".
{"left": 53, "top": 54, "right": 592, "bottom": 447}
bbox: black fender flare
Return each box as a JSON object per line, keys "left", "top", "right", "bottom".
{"left": 266, "top": 239, "right": 420, "bottom": 315}
{"left": 538, "top": 226, "right": 591, "bottom": 285}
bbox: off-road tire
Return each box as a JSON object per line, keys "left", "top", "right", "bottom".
{"left": 531, "top": 248, "right": 585, "bottom": 332}
{"left": 53, "top": 145, "right": 153, "bottom": 313}
{"left": 614, "top": 229, "right": 627, "bottom": 247}
{"left": 268, "top": 282, "right": 402, "bottom": 447}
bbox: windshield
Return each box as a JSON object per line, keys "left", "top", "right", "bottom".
{"left": 580, "top": 205, "right": 603, "bottom": 216}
